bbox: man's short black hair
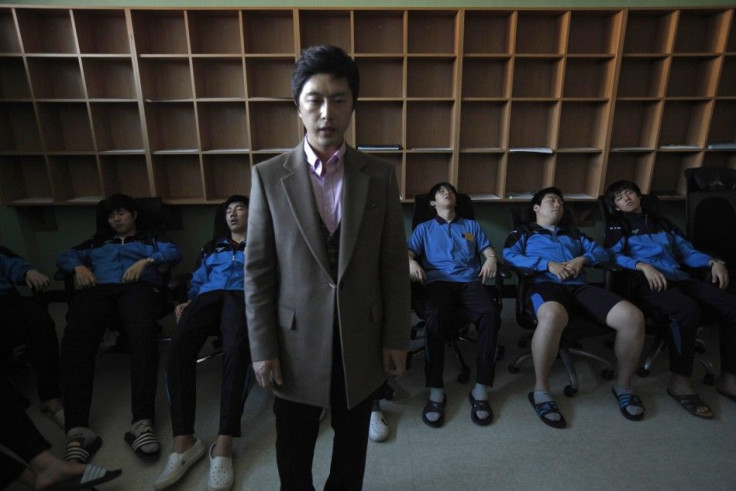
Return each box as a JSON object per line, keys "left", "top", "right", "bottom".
{"left": 100, "top": 194, "right": 138, "bottom": 217}
{"left": 605, "top": 180, "right": 642, "bottom": 208}
{"left": 291, "top": 45, "right": 360, "bottom": 106}
{"left": 531, "top": 187, "right": 564, "bottom": 209}
{"left": 223, "top": 194, "right": 249, "bottom": 211}
{"left": 428, "top": 182, "right": 457, "bottom": 199}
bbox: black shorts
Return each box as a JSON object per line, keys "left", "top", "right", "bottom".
{"left": 526, "top": 282, "right": 624, "bottom": 325}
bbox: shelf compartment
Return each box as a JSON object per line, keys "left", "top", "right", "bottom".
{"left": 37, "top": 103, "right": 94, "bottom": 152}
{"left": 139, "top": 59, "right": 193, "bottom": 100}
{"left": 568, "top": 11, "right": 622, "bottom": 55}
{"left": 152, "top": 154, "right": 204, "bottom": 200}
{"left": 557, "top": 102, "right": 609, "bottom": 150}
{"left": 702, "top": 151, "right": 736, "bottom": 169}
{"left": 666, "top": 56, "right": 719, "bottom": 97}
{"left": 74, "top": 10, "right": 129, "bottom": 54}
{"left": 188, "top": 10, "right": 241, "bottom": 54}
{"left": 674, "top": 10, "right": 730, "bottom": 53}
{"left": 145, "top": 102, "right": 197, "bottom": 152}
{"left": 563, "top": 58, "right": 614, "bottom": 98}
{"left": 193, "top": 58, "right": 245, "bottom": 99}
{"left": 299, "top": 11, "right": 350, "bottom": 52}
{"left": 0, "top": 9, "right": 21, "bottom": 53}
{"left": 0, "top": 58, "right": 31, "bottom": 99}
{"left": 729, "top": 16, "right": 736, "bottom": 53}
{"left": 463, "top": 11, "right": 512, "bottom": 55}
{"left": 650, "top": 152, "right": 701, "bottom": 197}
{"left": 100, "top": 154, "right": 151, "bottom": 197}
{"left": 505, "top": 153, "right": 553, "bottom": 197}
{"left": 48, "top": 155, "right": 102, "bottom": 202}
{"left": 623, "top": 11, "right": 676, "bottom": 54}
{"left": 707, "top": 100, "right": 736, "bottom": 145}
{"left": 553, "top": 153, "right": 603, "bottom": 198}
{"left": 28, "top": 58, "right": 84, "bottom": 99}
{"left": 459, "top": 102, "right": 507, "bottom": 150}
{"left": 508, "top": 101, "right": 558, "bottom": 149}
{"left": 248, "top": 101, "right": 300, "bottom": 151}
{"left": 203, "top": 154, "right": 251, "bottom": 201}
{"left": 132, "top": 10, "right": 187, "bottom": 55}
{"left": 243, "top": 11, "right": 294, "bottom": 54}
{"left": 515, "top": 12, "right": 566, "bottom": 55}
{"left": 354, "top": 11, "right": 404, "bottom": 54}
{"left": 0, "top": 156, "right": 52, "bottom": 204}
{"left": 197, "top": 101, "right": 249, "bottom": 151}
{"left": 356, "top": 58, "right": 403, "bottom": 98}
{"left": 405, "top": 153, "right": 452, "bottom": 199}
{"left": 717, "top": 56, "right": 736, "bottom": 96}
{"left": 90, "top": 102, "right": 143, "bottom": 152}
{"left": 461, "top": 58, "right": 509, "bottom": 98}
{"left": 512, "top": 58, "right": 562, "bottom": 98}
{"left": 457, "top": 153, "right": 502, "bottom": 198}
{"left": 16, "top": 9, "right": 76, "bottom": 54}
{"left": 83, "top": 58, "right": 136, "bottom": 99}
{"left": 407, "top": 58, "right": 455, "bottom": 98}
{"left": 406, "top": 101, "right": 454, "bottom": 150}
{"left": 372, "top": 152, "right": 404, "bottom": 199}
{"left": 408, "top": 11, "right": 457, "bottom": 55}
{"left": 604, "top": 152, "right": 654, "bottom": 192}
{"left": 355, "top": 102, "right": 402, "bottom": 149}
{"left": 0, "top": 103, "right": 41, "bottom": 152}
{"left": 245, "top": 58, "right": 292, "bottom": 99}
{"left": 658, "top": 100, "right": 710, "bottom": 148}
{"left": 610, "top": 100, "right": 662, "bottom": 150}
{"left": 617, "top": 57, "right": 668, "bottom": 98}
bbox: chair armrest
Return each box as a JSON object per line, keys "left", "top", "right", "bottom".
{"left": 593, "top": 261, "right": 623, "bottom": 273}
{"left": 167, "top": 272, "right": 191, "bottom": 291}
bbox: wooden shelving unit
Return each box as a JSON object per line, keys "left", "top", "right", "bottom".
{"left": 1, "top": 6, "right": 735, "bottom": 205}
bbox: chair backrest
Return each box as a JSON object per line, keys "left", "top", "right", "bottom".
{"left": 684, "top": 167, "right": 736, "bottom": 268}
{"left": 412, "top": 192, "right": 475, "bottom": 230}
{"left": 509, "top": 205, "right": 576, "bottom": 230}
{"left": 94, "top": 197, "right": 167, "bottom": 240}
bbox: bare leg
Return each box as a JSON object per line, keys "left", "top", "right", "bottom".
{"left": 605, "top": 300, "right": 645, "bottom": 387}
{"left": 531, "top": 301, "right": 568, "bottom": 393}
{"left": 212, "top": 435, "right": 233, "bottom": 457}
{"left": 172, "top": 434, "right": 198, "bottom": 453}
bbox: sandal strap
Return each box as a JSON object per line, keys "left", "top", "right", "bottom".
{"left": 534, "top": 400, "right": 560, "bottom": 418}
{"left": 616, "top": 393, "right": 643, "bottom": 409}
{"left": 130, "top": 430, "right": 160, "bottom": 452}
{"left": 64, "top": 440, "right": 91, "bottom": 462}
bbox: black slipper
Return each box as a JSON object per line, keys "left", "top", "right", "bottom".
{"left": 124, "top": 428, "right": 161, "bottom": 461}
{"left": 527, "top": 392, "right": 566, "bottom": 429}
{"left": 612, "top": 388, "right": 645, "bottom": 421}
{"left": 422, "top": 394, "right": 447, "bottom": 428}
{"left": 716, "top": 388, "right": 736, "bottom": 404}
{"left": 667, "top": 390, "right": 713, "bottom": 419}
{"left": 468, "top": 392, "right": 493, "bottom": 426}
{"left": 63, "top": 436, "right": 102, "bottom": 464}
{"left": 48, "top": 465, "right": 121, "bottom": 491}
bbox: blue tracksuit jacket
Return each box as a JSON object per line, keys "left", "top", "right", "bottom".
{"left": 187, "top": 237, "right": 246, "bottom": 300}
{"left": 0, "top": 247, "right": 34, "bottom": 295}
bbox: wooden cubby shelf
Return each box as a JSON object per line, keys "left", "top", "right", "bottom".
{"left": 1, "top": 6, "right": 735, "bottom": 206}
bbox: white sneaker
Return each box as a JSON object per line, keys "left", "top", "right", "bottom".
{"left": 369, "top": 410, "right": 389, "bottom": 442}
{"left": 207, "top": 442, "right": 234, "bottom": 491}
{"left": 153, "top": 437, "right": 205, "bottom": 490}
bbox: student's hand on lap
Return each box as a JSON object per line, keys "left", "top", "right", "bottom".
{"left": 548, "top": 261, "right": 572, "bottom": 281}
{"left": 478, "top": 257, "right": 497, "bottom": 283}
{"left": 25, "top": 269, "right": 50, "bottom": 291}
{"left": 710, "top": 262, "right": 729, "bottom": 289}
{"left": 409, "top": 259, "right": 426, "bottom": 283}
{"left": 122, "top": 259, "right": 148, "bottom": 283}
{"left": 73, "top": 265, "right": 98, "bottom": 289}
{"left": 637, "top": 263, "right": 667, "bottom": 291}
{"left": 562, "top": 257, "right": 586, "bottom": 279}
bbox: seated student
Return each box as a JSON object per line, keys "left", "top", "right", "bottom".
{"left": 0, "top": 247, "right": 65, "bottom": 429}
{"left": 503, "top": 187, "right": 645, "bottom": 428}
{"left": 155, "top": 195, "right": 250, "bottom": 491}
{"left": 604, "top": 180, "right": 736, "bottom": 418}
{"left": 408, "top": 182, "right": 500, "bottom": 428}
{"left": 57, "top": 194, "right": 181, "bottom": 463}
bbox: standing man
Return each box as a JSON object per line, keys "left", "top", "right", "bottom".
{"left": 244, "top": 45, "right": 410, "bottom": 490}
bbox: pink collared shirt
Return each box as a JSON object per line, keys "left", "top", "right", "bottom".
{"left": 304, "top": 136, "right": 345, "bottom": 233}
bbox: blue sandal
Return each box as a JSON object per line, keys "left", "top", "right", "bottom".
{"left": 612, "top": 388, "right": 645, "bottom": 421}
{"left": 528, "top": 392, "right": 566, "bottom": 429}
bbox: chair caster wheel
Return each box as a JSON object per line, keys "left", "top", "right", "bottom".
{"left": 703, "top": 373, "right": 715, "bottom": 386}
{"left": 601, "top": 369, "right": 614, "bottom": 380}
{"left": 508, "top": 364, "right": 520, "bottom": 374}
{"left": 457, "top": 371, "right": 470, "bottom": 384}
{"left": 636, "top": 367, "right": 650, "bottom": 378}
{"left": 564, "top": 385, "right": 578, "bottom": 397}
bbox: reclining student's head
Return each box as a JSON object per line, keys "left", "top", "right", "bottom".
{"left": 100, "top": 194, "right": 139, "bottom": 238}
{"left": 223, "top": 195, "right": 249, "bottom": 237}
{"left": 605, "top": 180, "right": 643, "bottom": 214}
{"left": 530, "top": 187, "right": 565, "bottom": 226}
{"left": 427, "top": 182, "right": 457, "bottom": 211}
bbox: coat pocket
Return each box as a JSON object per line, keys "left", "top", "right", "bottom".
{"left": 279, "top": 305, "right": 296, "bottom": 330}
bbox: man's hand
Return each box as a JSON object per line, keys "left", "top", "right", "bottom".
{"left": 73, "top": 265, "right": 98, "bottom": 289}
{"left": 711, "top": 261, "right": 729, "bottom": 290}
{"left": 561, "top": 256, "right": 586, "bottom": 279}
{"left": 24, "top": 269, "right": 50, "bottom": 292}
{"left": 174, "top": 301, "right": 190, "bottom": 322}
{"left": 253, "top": 358, "right": 283, "bottom": 390}
{"left": 548, "top": 261, "right": 572, "bottom": 281}
{"left": 383, "top": 348, "right": 406, "bottom": 379}
{"left": 478, "top": 256, "right": 497, "bottom": 283}
{"left": 409, "top": 259, "right": 426, "bottom": 284}
{"left": 122, "top": 259, "right": 149, "bottom": 283}
{"left": 637, "top": 262, "right": 667, "bottom": 291}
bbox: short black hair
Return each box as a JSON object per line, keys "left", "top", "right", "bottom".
{"left": 531, "top": 187, "right": 564, "bottom": 209}
{"left": 223, "top": 194, "right": 249, "bottom": 211}
{"left": 100, "top": 194, "right": 138, "bottom": 217}
{"left": 428, "top": 182, "right": 457, "bottom": 199}
{"left": 291, "top": 45, "right": 359, "bottom": 106}
{"left": 605, "top": 180, "right": 642, "bottom": 208}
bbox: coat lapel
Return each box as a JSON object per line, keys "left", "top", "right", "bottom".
{"left": 338, "top": 147, "right": 369, "bottom": 280}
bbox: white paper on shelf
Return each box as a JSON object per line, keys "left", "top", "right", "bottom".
{"left": 506, "top": 192, "right": 534, "bottom": 199}
{"left": 659, "top": 144, "right": 700, "bottom": 150}
{"left": 707, "top": 142, "right": 736, "bottom": 150}
{"left": 509, "top": 147, "right": 553, "bottom": 154}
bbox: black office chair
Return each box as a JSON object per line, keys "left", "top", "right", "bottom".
{"left": 597, "top": 193, "right": 716, "bottom": 385}
{"left": 505, "top": 206, "right": 615, "bottom": 397}
{"left": 407, "top": 192, "right": 506, "bottom": 384}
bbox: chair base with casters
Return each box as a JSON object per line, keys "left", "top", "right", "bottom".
{"left": 636, "top": 327, "right": 716, "bottom": 386}
{"left": 406, "top": 318, "right": 473, "bottom": 384}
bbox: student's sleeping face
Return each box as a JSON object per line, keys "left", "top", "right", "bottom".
{"left": 226, "top": 201, "right": 248, "bottom": 235}
{"left": 613, "top": 189, "right": 642, "bottom": 213}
